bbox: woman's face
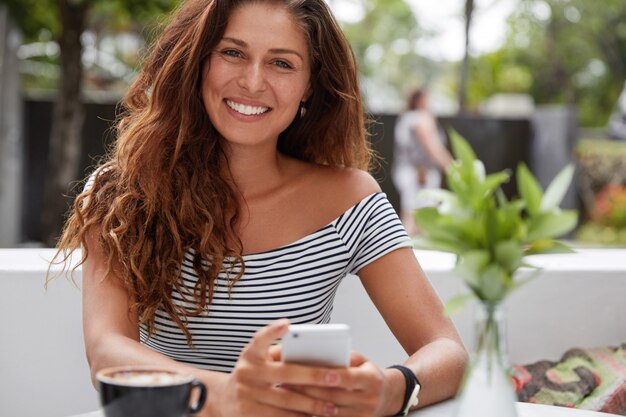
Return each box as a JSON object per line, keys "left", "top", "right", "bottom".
{"left": 201, "top": 2, "right": 311, "bottom": 149}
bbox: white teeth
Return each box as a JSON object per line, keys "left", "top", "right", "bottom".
{"left": 226, "top": 100, "right": 269, "bottom": 115}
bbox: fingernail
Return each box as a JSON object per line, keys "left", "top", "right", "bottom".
{"left": 325, "top": 372, "right": 340, "bottom": 386}
{"left": 274, "top": 318, "right": 289, "bottom": 329}
{"left": 324, "top": 403, "right": 338, "bottom": 416}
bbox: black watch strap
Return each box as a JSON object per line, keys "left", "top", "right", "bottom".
{"left": 387, "top": 365, "right": 421, "bottom": 416}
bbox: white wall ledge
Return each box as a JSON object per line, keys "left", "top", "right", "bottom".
{"left": 3, "top": 247, "right": 626, "bottom": 274}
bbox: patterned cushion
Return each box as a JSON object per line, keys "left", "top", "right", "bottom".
{"left": 513, "top": 344, "right": 626, "bottom": 415}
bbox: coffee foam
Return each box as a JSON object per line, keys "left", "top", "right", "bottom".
{"left": 100, "top": 370, "right": 192, "bottom": 387}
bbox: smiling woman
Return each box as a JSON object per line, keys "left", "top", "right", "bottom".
{"left": 201, "top": 3, "right": 311, "bottom": 148}
{"left": 52, "top": 1, "right": 467, "bottom": 416}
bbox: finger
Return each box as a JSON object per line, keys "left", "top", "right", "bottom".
{"left": 250, "top": 384, "right": 341, "bottom": 417}
{"left": 268, "top": 344, "right": 282, "bottom": 361}
{"left": 240, "top": 319, "right": 290, "bottom": 363}
{"left": 286, "top": 385, "right": 358, "bottom": 406}
{"left": 349, "top": 351, "right": 368, "bottom": 367}
{"left": 284, "top": 385, "right": 381, "bottom": 417}
{"left": 341, "top": 355, "right": 385, "bottom": 392}
{"left": 263, "top": 361, "right": 348, "bottom": 388}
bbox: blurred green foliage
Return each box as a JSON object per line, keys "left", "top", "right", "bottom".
{"left": 340, "top": 0, "right": 438, "bottom": 100}
{"left": 1, "top": 0, "right": 625, "bottom": 126}
{"left": 0, "top": 0, "right": 177, "bottom": 93}
{"left": 0, "top": 0, "right": 177, "bottom": 41}
{"left": 466, "top": 0, "right": 626, "bottom": 126}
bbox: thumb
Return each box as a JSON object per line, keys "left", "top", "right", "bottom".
{"left": 240, "top": 318, "right": 290, "bottom": 363}
{"left": 268, "top": 344, "right": 283, "bottom": 362}
{"left": 349, "top": 351, "right": 369, "bottom": 367}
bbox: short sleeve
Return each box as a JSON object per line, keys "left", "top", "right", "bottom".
{"left": 80, "top": 166, "right": 111, "bottom": 210}
{"left": 335, "top": 193, "right": 412, "bottom": 275}
{"left": 83, "top": 171, "right": 97, "bottom": 193}
{"left": 83, "top": 165, "right": 112, "bottom": 192}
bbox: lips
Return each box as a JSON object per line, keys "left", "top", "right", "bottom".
{"left": 225, "top": 99, "right": 270, "bottom": 116}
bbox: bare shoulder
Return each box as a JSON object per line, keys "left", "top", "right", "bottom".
{"left": 308, "top": 166, "right": 382, "bottom": 215}
{"left": 328, "top": 166, "right": 381, "bottom": 197}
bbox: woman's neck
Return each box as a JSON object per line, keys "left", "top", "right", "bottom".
{"left": 223, "top": 144, "right": 292, "bottom": 201}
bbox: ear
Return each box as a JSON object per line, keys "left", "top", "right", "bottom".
{"left": 302, "top": 82, "right": 312, "bottom": 103}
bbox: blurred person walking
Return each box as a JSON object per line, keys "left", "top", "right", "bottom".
{"left": 392, "top": 89, "right": 453, "bottom": 235}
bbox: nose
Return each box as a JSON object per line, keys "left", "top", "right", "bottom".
{"left": 237, "top": 61, "right": 266, "bottom": 93}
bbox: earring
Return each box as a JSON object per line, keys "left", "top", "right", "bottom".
{"left": 299, "top": 101, "right": 307, "bottom": 118}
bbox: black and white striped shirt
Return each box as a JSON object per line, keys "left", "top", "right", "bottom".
{"left": 138, "top": 192, "right": 411, "bottom": 372}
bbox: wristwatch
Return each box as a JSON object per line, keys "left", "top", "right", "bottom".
{"left": 401, "top": 382, "right": 420, "bottom": 416}
{"left": 388, "top": 365, "right": 421, "bottom": 416}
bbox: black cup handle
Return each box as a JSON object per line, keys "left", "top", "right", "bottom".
{"left": 189, "top": 380, "right": 208, "bottom": 414}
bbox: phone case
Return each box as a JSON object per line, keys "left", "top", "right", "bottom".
{"left": 281, "top": 324, "right": 351, "bottom": 368}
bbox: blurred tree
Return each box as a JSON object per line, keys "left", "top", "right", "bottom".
{"left": 464, "top": 48, "right": 533, "bottom": 107}
{"left": 468, "top": 0, "right": 626, "bottom": 126}
{"left": 0, "top": 0, "right": 176, "bottom": 246}
{"left": 340, "top": 0, "right": 439, "bottom": 111}
{"left": 458, "top": 0, "right": 474, "bottom": 113}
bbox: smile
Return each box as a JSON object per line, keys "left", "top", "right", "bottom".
{"left": 225, "top": 100, "right": 270, "bottom": 116}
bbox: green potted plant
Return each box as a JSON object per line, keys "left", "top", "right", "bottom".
{"left": 414, "top": 131, "right": 578, "bottom": 417}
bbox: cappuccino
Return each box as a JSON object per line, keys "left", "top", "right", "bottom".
{"left": 99, "top": 369, "right": 191, "bottom": 387}
{"left": 96, "top": 366, "right": 207, "bottom": 417}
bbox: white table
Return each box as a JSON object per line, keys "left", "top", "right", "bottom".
{"left": 69, "top": 401, "right": 621, "bottom": 417}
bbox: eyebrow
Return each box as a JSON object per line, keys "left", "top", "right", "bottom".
{"left": 221, "top": 37, "right": 305, "bottom": 61}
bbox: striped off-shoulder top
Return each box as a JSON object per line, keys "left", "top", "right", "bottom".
{"left": 84, "top": 172, "right": 411, "bottom": 373}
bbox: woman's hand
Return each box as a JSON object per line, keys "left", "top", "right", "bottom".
{"left": 280, "top": 352, "right": 403, "bottom": 417}
{"left": 205, "top": 319, "right": 355, "bottom": 417}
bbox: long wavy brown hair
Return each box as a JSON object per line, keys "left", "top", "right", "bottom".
{"left": 55, "top": 0, "right": 372, "bottom": 344}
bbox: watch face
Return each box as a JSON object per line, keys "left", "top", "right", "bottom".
{"left": 404, "top": 384, "right": 420, "bottom": 414}
{"left": 388, "top": 365, "right": 421, "bottom": 416}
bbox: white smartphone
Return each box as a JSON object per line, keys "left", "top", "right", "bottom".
{"left": 281, "top": 323, "right": 351, "bottom": 368}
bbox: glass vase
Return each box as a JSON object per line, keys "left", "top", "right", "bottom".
{"left": 453, "top": 301, "right": 519, "bottom": 417}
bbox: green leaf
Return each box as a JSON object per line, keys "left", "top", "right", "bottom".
{"left": 526, "top": 210, "right": 578, "bottom": 241}
{"left": 517, "top": 163, "right": 543, "bottom": 217}
{"left": 412, "top": 237, "right": 467, "bottom": 254}
{"left": 496, "top": 189, "right": 509, "bottom": 206}
{"left": 415, "top": 189, "right": 458, "bottom": 206}
{"left": 478, "top": 264, "right": 510, "bottom": 302}
{"left": 454, "top": 250, "right": 491, "bottom": 289}
{"left": 512, "top": 264, "right": 543, "bottom": 291}
{"left": 445, "top": 169, "right": 468, "bottom": 202}
{"left": 482, "top": 207, "right": 498, "bottom": 247}
{"left": 525, "top": 240, "right": 576, "bottom": 255}
{"left": 449, "top": 129, "right": 477, "bottom": 166}
{"left": 416, "top": 189, "right": 468, "bottom": 218}
{"left": 413, "top": 207, "right": 440, "bottom": 229}
{"left": 495, "top": 239, "right": 523, "bottom": 273}
{"left": 473, "top": 160, "right": 486, "bottom": 182}
{"left": 494, "top": 201, "right": 525, "bottom": 241}
{"left": 540, "top": 164, "right": 575, "bottom": 212}
{"left": 443, "top": 293, "right": 475, "bottom": 317}
{"left": 481, "top": 171, "right": 511, "bottom": 196}
{"left": 414, "top": 208, "right": 477, "bottom": 249}
{"left": 448, "top": 130, "right": 479, "bottom": 186}
{"left": 519, "top": 261, "right": 540, "bottom": 270}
